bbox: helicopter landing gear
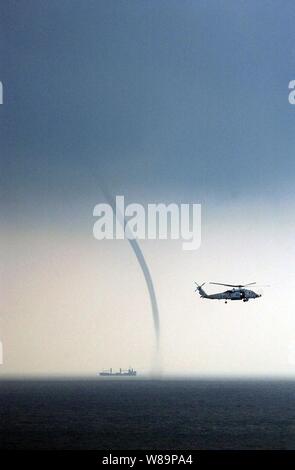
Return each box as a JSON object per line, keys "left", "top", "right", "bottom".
{"left": 225, "top": 301, "right": 227, "bottom": 304}
{"left": 243, "top": 299, "right": 248, "bottom": 302}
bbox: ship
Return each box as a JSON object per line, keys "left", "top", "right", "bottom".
{"left": 99, "top": 367, "right": 137, "bottom": 377}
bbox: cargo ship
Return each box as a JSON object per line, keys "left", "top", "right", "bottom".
{"left": 99, "top": 367, "right": 137, "bottom": 377}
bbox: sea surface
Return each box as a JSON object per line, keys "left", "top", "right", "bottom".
{"left": 1, "top": 379, "right": 295, "bottom": 449}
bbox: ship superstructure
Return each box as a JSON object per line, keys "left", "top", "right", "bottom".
{"left": 99, "top": 367, "right": 137, "bottom": 377}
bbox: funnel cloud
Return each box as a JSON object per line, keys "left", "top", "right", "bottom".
{"left": 98, "top": 185, "right": 160, "bottom": 356}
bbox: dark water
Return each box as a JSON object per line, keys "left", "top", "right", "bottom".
{"left": 1, "top": 379, "right": 295, "bottom": 449}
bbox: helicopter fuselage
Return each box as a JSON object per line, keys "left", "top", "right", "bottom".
{"left": 206, "top": 288, "right": 260, "bottom": 301}
{"left": 197, "top": 285, "right": 261, "bottom": 302}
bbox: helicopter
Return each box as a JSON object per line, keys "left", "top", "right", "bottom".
{"left": 194, "top": 282, "right": 263, "bottom": 304}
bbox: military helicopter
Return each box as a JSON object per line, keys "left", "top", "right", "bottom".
{"left": 195, "top": 282, "right": 263, "bottom": 304}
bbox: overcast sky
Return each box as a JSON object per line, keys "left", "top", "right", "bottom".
{"left": 2, "top": 0, "right": 295, "bottom": 377}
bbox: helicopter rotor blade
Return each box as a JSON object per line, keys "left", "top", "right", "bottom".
{"left": 209, "top": 282, "right": 244, "bottom": 288}
{"left": 252, "top": 284, "right": 270, "bottom": 288}
{"left": 209, "top": 282, "right": 237, "bottom": 287}
{"left": 210, "top": 282, "right": 257, "bottom": 288}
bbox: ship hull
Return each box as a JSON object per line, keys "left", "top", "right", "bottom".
{"left": 99, "top": 372, "right": 136, "bottom": 377}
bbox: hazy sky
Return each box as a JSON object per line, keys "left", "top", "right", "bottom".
{"left": 2, "top": 0, "right": 295, "bottom": 377}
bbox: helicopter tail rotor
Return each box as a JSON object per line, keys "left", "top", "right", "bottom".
{"left": 194, "top": 282, "right": 205, "bottom": 292}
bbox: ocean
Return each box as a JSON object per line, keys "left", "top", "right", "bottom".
{"left": 1, "top": 379, "right": 295, "bottom": 450}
